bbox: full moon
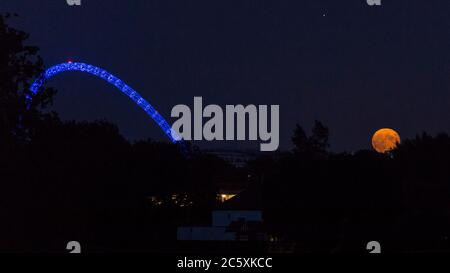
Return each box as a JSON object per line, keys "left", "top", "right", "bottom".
{"left": 371, "top": 128, "right": 401, "bottom": 153}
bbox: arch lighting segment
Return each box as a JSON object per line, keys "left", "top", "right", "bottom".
{"left": 28, "top": 62, "right": 183, "bottom": 144}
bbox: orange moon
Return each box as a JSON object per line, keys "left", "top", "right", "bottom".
{"left": 371, "top": 128, "right": 401, "bottom": 153}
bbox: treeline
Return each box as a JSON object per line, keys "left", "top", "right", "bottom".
{"left": 246, "top": 123, "right": 450, "bottom": 252}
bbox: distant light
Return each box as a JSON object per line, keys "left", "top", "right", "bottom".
{"left": 218, "top": 193, "right": 237, "bottom": 202}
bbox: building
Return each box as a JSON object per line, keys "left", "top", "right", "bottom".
{"left": 177, "top": 183, "right": 265, "bottom": 241}
{"left": 205, "top": 149, "right": 259, "bottom": 168}
{"left": 177, "top": 210, "right": 263, "bottom": 241}
{"left": 216, "top": 183, "right": 244, "bottom": 203}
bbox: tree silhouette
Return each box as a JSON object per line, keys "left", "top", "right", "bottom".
{"left": 292, "top": 120, "right": 330, "bottom": 159}
{"left": 0, "top": 14, "right": 56, "bottom": 154}
{"left": 291, "top": 124, "right": 308, "bottom": 153}
{"left": 310, "top": 120, "right": 329, "bottom": 153}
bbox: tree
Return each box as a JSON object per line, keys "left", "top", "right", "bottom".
{"left": 0, "top": 13, "right": 56, "bottom": 154}
{"left": 291, "top": 120, "right": 330, "bottom": 158}
{"left": 291, "top": 124, "right": 308, "bottom": 153}
{"left": 310, "top": 120, "right": 329, "bottom": 153}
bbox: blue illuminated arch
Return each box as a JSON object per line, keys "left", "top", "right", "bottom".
{"left": 27, "top": 62, "right": 185, "bottom": 148}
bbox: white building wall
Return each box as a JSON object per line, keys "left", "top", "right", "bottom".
{"left": 177, "top": 227, "right": 236, "bottom": 241}
{"left": 212, "top": 210, "right": 262, "bottom": 227}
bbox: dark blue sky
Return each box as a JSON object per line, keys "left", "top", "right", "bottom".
{"left": 1, "top": 0, "right": 449, "bottom": 152}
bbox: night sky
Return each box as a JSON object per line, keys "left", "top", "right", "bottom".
{"left": 1, "top": 0, "right": 449, "bottom": 152}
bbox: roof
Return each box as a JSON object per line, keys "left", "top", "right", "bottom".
{"left": 217, "top": 182, "right": 263, "bottom": 211}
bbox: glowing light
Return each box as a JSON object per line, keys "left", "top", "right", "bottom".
{"left": 27, "top": 62, "right": 188, "bottom": 154}
{"left": 218, "top": 193, "right": 237, "bottom": 202}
